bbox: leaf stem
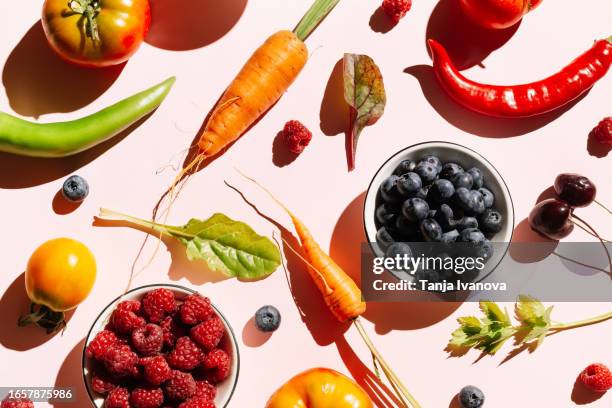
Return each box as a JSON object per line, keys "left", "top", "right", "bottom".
{"left": 97, "top": 208, "right": 190, "bottom": 239}
{"left": 293, "top": 0, "right": 341, "bottom": 41}
{"left": 550, "top": 310, "right": 612, "bottom": 331}
{"left": 353, "top": 318, "right": 421, "bottom": 408}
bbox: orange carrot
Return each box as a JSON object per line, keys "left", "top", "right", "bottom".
{"left": 237, "top": 171, "right": 365, "bottom": 323}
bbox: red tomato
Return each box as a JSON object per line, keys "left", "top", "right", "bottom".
{"left": 42, "top": 0, "right": 151, "bottom": 67}
{"left": 458, "top": 0, "right": 541, "bottom": 29}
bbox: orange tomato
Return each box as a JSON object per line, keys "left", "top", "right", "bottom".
{"left": 266, "top": 368, "right": 373, "bottom": 408}
{"left": 26, "top": 238, "right": 96, "bottom": 312}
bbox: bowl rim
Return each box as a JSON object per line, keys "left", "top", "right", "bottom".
{"left": 362, "top": 140, "right": 515, "bottom": 285}
{"left": 81, "top": 283, "right": 240, "bottom": 408}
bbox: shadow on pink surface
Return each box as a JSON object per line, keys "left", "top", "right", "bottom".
{"left": 320, "top": 58, "right": 348, "bottom": 137}
{"left": 0, "top": 273, "right": 73, "bottom": 351}
{"left": 241, "top": 316, "right": 272, "bottom": 347}
{"left": 145, "top": 0, "right": 247, "bottom": 51}
{"left": 404, "top": 64, "right": 588, "bottom": 138}
{"left": 0, "top": 114, "right": 153, "bottom": 189}
{"left": 272, "top": 131, "right": 299, "bottom": 167}
{"left": 448, "top": 393, "right": 461, "bottom": 408}
{"left": 426, "top": 0, "right": 519, "bottom": 70}
{"left": 330, "top": 193, "right": 462, "bottom": 334}
{"left": 369, "top": 7, "right": 396, "bottom": 34}
{"left": 52, "top": 338, "right": 87, "bottom": 407}
{"left": 2, "top": 21, "right": 123, "bottom": 119}
{"left": 509, "top": 218, "right": 558, "bottom": 263}
{"left": 52, "top": 190, "right": 83, "bottom": 215}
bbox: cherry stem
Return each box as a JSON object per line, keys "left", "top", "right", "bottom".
{"left": 572, "top": 220, "right": 611, "bottom": 243}
{"left": 594, "top": 199, "right": 612, "bottom": 215}
{"left": 571, "top": 214, "right": 611, "bottom": 280}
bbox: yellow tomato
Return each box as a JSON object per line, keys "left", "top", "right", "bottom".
{"left": 26, "top": 238, "right": 96, "bottom": 312}
{"left": 266, "top": 368, "right": 373, "bottom": 408}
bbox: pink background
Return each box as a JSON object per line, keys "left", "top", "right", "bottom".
{"left": 0, "top": 0, "right": 611, "bottom": 407}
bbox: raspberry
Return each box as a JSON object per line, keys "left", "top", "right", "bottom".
{"left": 0, "top": 397, "right": 34, "bottom": 408}
{"left": 179, "top": 295, "right": 214, "bottom": 326}
{"left": 132, "top": 324, "right": 164, "bottom": 356}
{"left": 282, "top": 120, "right": 312, "bottom": 154}
{"left": 87, "top": 330, "right": 119, "bottom": 360}
{"left": 167, "top": 337, "right": 204, "bottom": 371}
{"left": 202, "top": 349, "right": 231, "bottom": 384}
{"left": 111, "top": 300, "right": 146, "bottom": 334}
{"left": 91, "top": 371, "right": 119, "bottom": 394}
{"left": 103, "top": 344, "right": 139, "bottom": 377}
{"left": 591, "top": 117, "right": 612, "bottom": 144}
{"left": 164, "top": 370, "right": 196, "bottom": 401}
{"left": 190, "top": 316, "right": 225, "bottom": 351}
{"left": 105, "top": 387, "right": 131, "bottom": 408}
{"left": 178, "top": 398, "right": 216, "bottom": 408}
{"left": 140, "top": 355, "right": 172, "bottom": 385}
{"left": 194, "top": 380, "right": 216, "bottom": 401}
{"left": 161, "top": 316, "right": 186, "bottom": 348}
{"left": 130, "top": 386, "right": 164, "bottom": 408}
{"left": 143, "top": 288, "right": 177, "bottom": 323}
{"left": 382, "top": 0, "right": 412, "bottom": 23}
{"left": 580, "top": 363, "right": 612, "bottom": 392}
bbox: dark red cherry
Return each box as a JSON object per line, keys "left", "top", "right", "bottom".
{"left": 529, "top": 198, "right": 574, "bottom": 240}
{"left": 554, "top": 173, "right": 596, "bottom": 208}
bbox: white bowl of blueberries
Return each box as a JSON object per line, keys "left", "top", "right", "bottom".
{"left": 364, "top": 141, "right": 515, "bottom": 285}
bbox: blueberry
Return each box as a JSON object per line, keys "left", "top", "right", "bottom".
{"left": 379, "top": 175, "right": 402, "bottom": 204}
{"left": 420, "top": 219, "right": 443, "bottom": 242}
{"left": 479, "top": 209, "right": 503, "bottom": 234}
{"left": 393, "top": 159, "right": 416, "bottom": 176}
{"left": 435, "top": 204, "right": 456, "bottom": 231}
{"left": 478, "top": 187, "right": 495, "bottom": 208}
{"left": 428, "top": 210, "right": 437, "bottom": 219}
{"left": 458, "top": 385, "right": 485, "bottom": 408}
{"left": 469, "top": 190, "right": 486, "bottom": 214}
{"left": 415, "top": 268, "right": 440, "bottom": 283}
{"left": 429, "top": 179, "right": 455, "bottom": 203}
{"left": 421, "top": 155, "right": 442, "bottom": 173}
{"left": 415, "top": 162, "right": 438, "bottom": 184}
{"left": 395, "top": 216, "right": 421, "bottom": 241}
{"left": 396, "top": 172, "right": 422, "bottom": 197}
{"left": 255, "top": 305, "right": 281, "bottom": 332}
{"left": 440, "top": 162, "right": 464, "bottom": 180}
{"left": 62, "top": 175, "right": 89, "bottom": 202}
{"left": 460, "top": 228, "right": 486, "bottom": 245}
{"left": 385, "top": 242, "right": 413, "bottom": 259}
{"left": 376, "top": 203, "right": 399, "bottom": 229}
{"left": 440, "top": 229, "right": 460, "bottom": 243}
{"left": 456, "top": 217, "right": 479, "bottom": 231}
{"left": 454, "top": 187, "right": 472, "bottom": 211}
{"left": 415, "top": 185, "right": 431, "bottom": 200}
{"left": 402, "top": 198, "right": 430, "bottom": 222}
{"left": 376, "top": 227, "right": 395, "bottom": 248}
{"left": 467, "top": 168, "right": 484, "bottom": 189}
{"left": 452, "top": 172, "right": 474, "bottom": 189}
{"left": 475, "top": 240, "right": 494, "bottom": 262}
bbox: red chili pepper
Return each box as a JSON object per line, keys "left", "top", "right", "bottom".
{"left": 428, "top": 37, "right": 612, "bottom": 117}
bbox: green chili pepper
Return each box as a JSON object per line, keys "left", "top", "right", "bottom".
{"left": 0, "top": 76, "right": 176, "bottom": 158}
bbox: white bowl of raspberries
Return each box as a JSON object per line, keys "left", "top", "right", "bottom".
{"left": 364, "top": 141, "right": 515, "bottom": 283}
{"left": 82, "top": 284, "right": 239, "bottom": 408}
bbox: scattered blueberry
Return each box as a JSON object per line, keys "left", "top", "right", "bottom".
{"left": 429, "top": 179, "right": 455, "bottom": 203}
{"left": 457, "top": 217, "right": 479, "bottom": 231}
{"left": 458, "top": 385, "right": 485, "bottom": 408}
{"left": 396, "top": 172, "right": 422, "bottom": 197}
{"left": 440, "top": 162, "right": 464, "bottom": 180}
{"left": 421, "top": 155, "right": 442, "bottom": 173}
{"left": 440, "top": 229, "right": 460, "bottom": 243}
{"left": 468, "top": 168, "right": 484, "bottom": 189}
{"left": 376, "top": 203, "right": 399, "bottom": 228}
{"left": 460, "top": 228, "right": 486, "bottom": 245}
{"left": 452, "top": 172, "right": 474, "bottom": 189}
{"left": 479, "top": 187, "right": 495, "bottom": 208}
{"left": 255, "top": 305, "right": 281, "bottom": 332}
{"left": 376, "top": 227, "right": 395, "bottom": 248}
{"left": 393, "top": 159, "right": 416, "bottom": 176}
{"left": 380, "top": 175, "right": 402, "bottom": 204}
{"left": 479, "top": 209, "right": 503, "bottom": 234}
{"left": 415, "top": 161, "right": 438, "bottom": 183}
{"left": 420, "top": 219, "right": 443, "bottom": 242}
{"left": 402, "top": 198, "right": 430, "bottom": 222}
{"left": 62, "top": 175, "right": 89, "bottom": 202}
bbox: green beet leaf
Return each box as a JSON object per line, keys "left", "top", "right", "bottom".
{"left": 98, "top": 209, "right": 281, "bottom": 280}
{"left": 343, "top": 53, "right": 386, "bottom": 171}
